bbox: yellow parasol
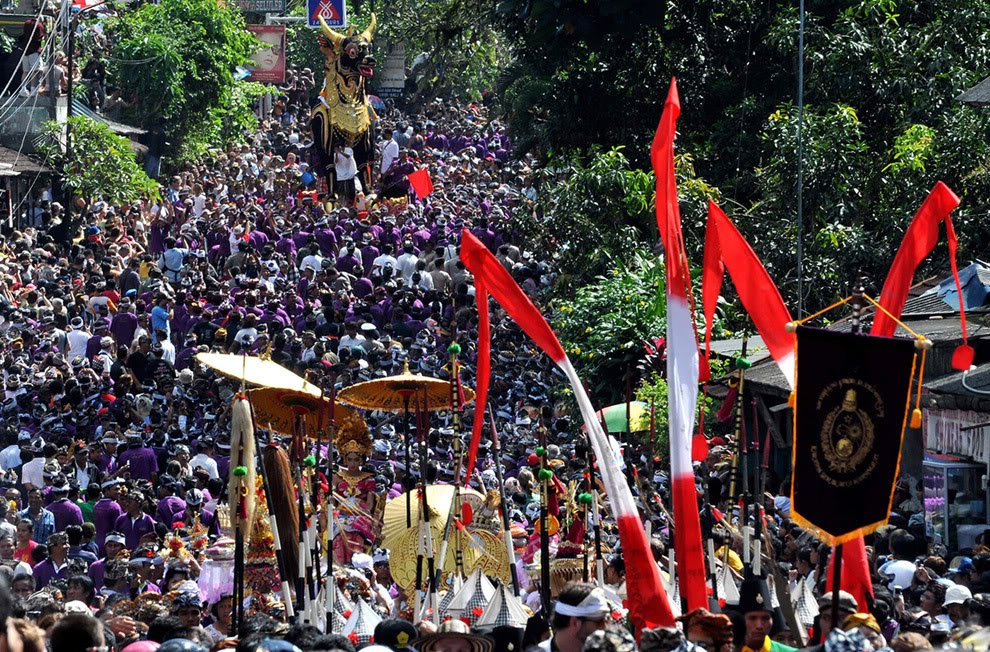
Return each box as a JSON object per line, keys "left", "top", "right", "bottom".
{"left": 471, "top": 529, "right": 512, "bottom": 586}
{"left": 248, "top": 388, "right": 356, "bottom": 438}
{"left": 336, "top": 361, "right": 475, "bottom": 412}
{"left": 382, "top": 485, "right": 485, "bottom": 547}
{"left": 194, "top": 353, "right": 321, "bottom": 396}
{"left": 387, "top": 524, "right": 481, "bottom": 591}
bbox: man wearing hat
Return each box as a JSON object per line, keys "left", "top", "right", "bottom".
{"left": 413, "top": 619, "right": 494, "bottom": 652}
{"left": 736, "top": 576, "right": 797, "bottom": 652}
{"left": 816, "top": 591, "right": 859, "bottom": 640}
{"left": 190, "top": 438, "right": 219, "bottom": 479}
{"left": 89, "top": 530, "right": 126, "bottom": 591}
{"left": 115, "top": 489, "right": 156, "bottom": 550}
{"left": 92, "top": 478, "right": 124, "bottom": 552}
{"left": 118, "top": 430, "right": 159, "bottom": 483}
{"left": 174, "top": 488, "right": 220, "bottom": 538}
{"left": 46, "top": 480, "right": 83, "bottom": 531}
{"left": 68, "top": 442, "right": 101, "bottom": 489}
{"left": 541, "top": 581, "right": 610, "bottom": 652}
{"left": 678, "top": 608, "right": 734, "bottom": 652}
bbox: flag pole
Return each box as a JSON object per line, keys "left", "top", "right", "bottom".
{"left": 830, "top": 280, "right": 865, "bottom": 631}
{"left": 539, "top": 420, "right": 552, "bottom": 617}
{"left": 487, "top": 406, "right": 520, "bottom": 595}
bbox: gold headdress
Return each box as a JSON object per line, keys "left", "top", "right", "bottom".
{"left": 335, "top": 413, "right": 372, "bottom": 457}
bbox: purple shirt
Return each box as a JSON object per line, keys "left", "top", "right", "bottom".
{"left": 110, "top": 312, "right": 138, "bottom": 348}
{"left": 118, "top": 446, "right": 159, "bottom": 481}
{"left": 114, "top": 512, "right": 157, "bottom": 550}
{"left": 155, "top": 496, "right": 186, "bottom": 526}
{"left": 92, "top": 498, "right": 123, "bottom": 550}
{"left": 32, "top": 558, "right": 68, "bottom": 589}
{"left": 45, "top": 498, "right": 83, "bottom": 531}
{"left": 89, "top": 558, "right": 106, "bottom": 591}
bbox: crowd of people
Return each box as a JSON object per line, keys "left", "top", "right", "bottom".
{"left": 0, "top": 14, "right": 987, "bottom": 652}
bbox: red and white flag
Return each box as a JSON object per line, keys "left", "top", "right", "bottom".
{"left": 702, "top": 201, "right": 795, "bottom": 388}
{"left": 873, "top": 181, "right": 972, "bottom": 370}
{"left": 460, "top": 228, "right": 675, "bottom": 632}
{"left": 650, "top": 78, "right": 707, "bottom": 613}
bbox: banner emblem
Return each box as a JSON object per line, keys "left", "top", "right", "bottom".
{"left": 791, "top": 325, "right": 918, "bottom": 544}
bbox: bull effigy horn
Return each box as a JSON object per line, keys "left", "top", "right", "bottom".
{"left": 360, "top": 13, "right": 376, "bottom": 42}
{"left": 347, "top": 25, "right": 355, "bottom": 36}
{"left": 319, "top": 15, "right": 345, "bottom": 46}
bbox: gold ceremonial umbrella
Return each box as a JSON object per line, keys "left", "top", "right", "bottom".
{"left": 248, "top": 388, "right": 356, "bottom": 438}
{"left": 382, "top": 485, "right": 485, "bottom": 547}
{"left": 388, "top": 524, "right": 482, "bottom": 591}
{"left": 195, "top": 353, "right": 321, "bottom": 397}
{"left": 471, "top": 529, "right": 512, "bottom": 586}
{"left": 336, "top": 361, "right": 475, "bottom": 412}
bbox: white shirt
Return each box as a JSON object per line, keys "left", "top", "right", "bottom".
{"left": 229, "top": 230, "right": 244, "bottom": 256}
{"left": 335, "top": 147, "right": 357, "bottom": 181}
{"left": 159, "top": 339, "right": 176, "bottom": 365}
{"left": 300, "top": 254, "right": 323, "bottom": 273}
{"left": 381, "top": 139, "right": 399, "bottom": 173}
{"left": 337, "top": 333, "right": 366, "bottom": 354}
{"left": 396, "top": 252, "right": 419, "bottom": 284}
{"left": 371, "top": 253, "right": 397, "bottom": 274}
{"left": 66, "top": 329, "right": 91, "bottom": 362}
{"left": 0, "top": 445, "right": 21, "bottom": 471}
{"left": 72, "top": 462, "right": 90, "bottom": 489}
{"left": 21, "top": 457, "right": 45, "bottom": 489}
{"left": 190, "top": 453, "right": 219, "bottom": 479}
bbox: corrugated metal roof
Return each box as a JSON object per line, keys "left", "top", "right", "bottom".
{"left": 957, "top": 75, "right": 990, "bottom": 106}
{"left": 71, "top": 99, "right": 146, "bottom": 136}
{"left": 0, "top": 145, "right": 50, "bottom": 176}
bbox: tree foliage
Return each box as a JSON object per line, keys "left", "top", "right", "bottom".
{"left": 40, "top": 117, "right": 159, "bottom": 205}
{"left": 105, "top": 0, "right": 259, "bottom": 168}
{"left": 493, "top": 0, "right": 990, "bottom": 318}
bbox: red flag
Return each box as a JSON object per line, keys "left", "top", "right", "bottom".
{"left": 651, "top": 78, "right": 707, "bottom": 613}
{"left": 463, "top": 280, "right": 490, "bottom": 482}
{"left": 460, "top": 228, "right": 675, "bottom": 632}
{"left": 408, "top": 168, "right": 434, "bottom": 199}
{"left": 702, "top": 201, "right": 796, "bottom": 388}
{"left": 826, "top": 535, "right": 874, "bottom": 614}
{"left": 872, "top": 181, "right": 972, "bottom": 369}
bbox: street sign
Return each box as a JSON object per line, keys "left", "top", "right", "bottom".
{"left": 307, "top": 0, "right": 345, "bottom": 28}
{"left": 379, "top": 42, "right": 405, "bottom": 97}
{"left": 234, "top": 0, "right": 285, "bottom": 14}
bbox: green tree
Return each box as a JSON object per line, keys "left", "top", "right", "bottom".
{"left": 40, "top": 116, "right": 159, "bottom": 205}
{"left": 105, "top": 0, "right": 259, "bottom": 168}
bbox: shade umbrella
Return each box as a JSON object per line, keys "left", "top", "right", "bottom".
{"left": 382, "top": 485, "right": 485, "bottom": 547}
{"left": 248, "top": 388, "right": 355, "bottom": 438}
{"left": 582, "top": 400, "right": 651, "bottom": 433}
{"left": 336, "top": 361, "right": 475, "bottom": 412}
{"left": 195, "top": 352, "right": 321, "bottom": 396}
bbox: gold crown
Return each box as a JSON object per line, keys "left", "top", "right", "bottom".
{"left": 335, "top": 414, "right": 372, "bottom": 457}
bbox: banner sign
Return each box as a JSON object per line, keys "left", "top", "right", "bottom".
{"left": 246, "top": 25, "right": 286, "bottom": 84}
{"left": 790, "top": 326, "right": 917, "bottom": 544}
{"left": 235, "top": 0, "right": 285, "bottom": 14}
{"left": 307, "top": 0, "right": 345, "bottom": 28}
{"left": 379, "top": 42, "right": 405, "bottom": 97}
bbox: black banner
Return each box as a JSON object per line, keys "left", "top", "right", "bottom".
{"left": 791, "top": 325, "right": 916, "bottom": 543}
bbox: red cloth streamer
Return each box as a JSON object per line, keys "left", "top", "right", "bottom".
{"left": 463, "top": 280, "right": 489, "bottom": 483}
{"left": 872, "top": 181, "right": 972, "bottom": 369}
{"left": 651, "top": 77, "right": 707, "bottom": 614}
{"left": 460, "top": 226, "right": 674, "bottom": 632}
{"left": 702, "top": 201, "right": 795, "bottom": 388}
{"left": 826, "top": 535, "right": 874, "bottom": 614}
{"left": 460, "top": 230, "right": 566, "bottom": 361}
{"left": 408, "top": 168, "right": 434, "bottom": 198}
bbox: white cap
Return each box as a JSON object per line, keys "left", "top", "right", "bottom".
{"left": 944, "top": 584, "right": 972, "bottom": 606}
{"left": 64, "top": 601, "right": 90, "bottom": 614}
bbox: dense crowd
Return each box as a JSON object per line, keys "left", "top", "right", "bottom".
{"left": 0, "top": 15, "right": 988, "bottom": 652}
